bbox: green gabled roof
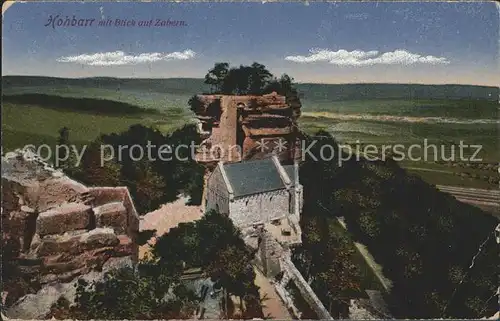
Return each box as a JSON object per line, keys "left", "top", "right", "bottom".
{"left": 222, "top": 158, "right": 286, "bottom": 198}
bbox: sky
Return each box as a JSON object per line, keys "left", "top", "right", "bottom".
{"left": 2, "top": 1, "right": 499, "bottom": 85}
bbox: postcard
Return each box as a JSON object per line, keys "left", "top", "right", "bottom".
{"left": 2, "top": 1, "right": 499, "bottom": 320}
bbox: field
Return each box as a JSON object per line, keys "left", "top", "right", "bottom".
{"left": 2, "top": 76, "right": 498, "bottom": 188}
{"left": 298, "top": 98, "right": 498, "bottom": 189}
{"left": 4, "top": 85, "right": 194, "bottom": 112}
{"left": 1, "top": 94, "right": 194, "bottom": 152}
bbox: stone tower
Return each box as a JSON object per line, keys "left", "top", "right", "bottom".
{"left": 191, "top": 92, "right": 302, "bottom": 168}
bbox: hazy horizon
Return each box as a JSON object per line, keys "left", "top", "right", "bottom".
{"left": 3, "top": 2, "right": 498, "bottom": 86}
{"left": 3, "top": 73, "right": 498, "bottom": 88}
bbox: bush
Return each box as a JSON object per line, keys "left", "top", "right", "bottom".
{"left": 70, "top": 267, "right": 198, "bottom": 319}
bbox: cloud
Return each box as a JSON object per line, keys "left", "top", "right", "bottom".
{"left": 56, "top": 50, "right": 196, "bottom": 66}
{"left": 344, "top": 13, "right": 369, "bottom": 20}
{"left": 99, "top": 6, "right": 105, "bottom": 20}
{"left": 284, "top": 49, "right": 450, "bottom": 66}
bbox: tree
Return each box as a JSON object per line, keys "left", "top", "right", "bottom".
{"left": 66, "top": 210, "right": 263, "bottom": 320}
{"left": 292, "top": 203, "right": 361, "bottom": 318}
{"left": 221, "top": 66, "right": 250, "bottom": 94}
{"left": 126, "top": 161, "right": 167, "bottom": 215}
{"left": 76, "top": 139, "right": 122, "bottom": 187}
{"left": 56, "top": 127, "right": 81, "bottom": 177}
{"left": 297, "top": 129, "right": 499, "bottom": 319}
{"left": 204, "top": 62, "right": 229, "bottom": 93}
{"left": 248, "top": 62, "right": 273, "bottom": 94}
{"left": 185, "top": 165, "right": 204, "bottom": 205}
{"left": 201, "top": 62, "right": 294, "bottom": 96}
{"left": 153, "top": 210, "right": 261, "bottom": 316}
{"left": 57, "top": 127, "right": 70, "bottom": 154}
{"left": 264, "top": 73, "right": 294, "bottom": 96}
{"left": 86, "top": 124, "right": 206, "bottom": 214}
{"left": 68, "top": 267, "right": 198, "bottom": 320}
{"left": 278, "top": 74, "right": 294, "bottom": 94}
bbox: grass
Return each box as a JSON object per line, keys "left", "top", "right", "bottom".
{"left": 300, "top": 99, "right": 498, "bottom": 119}
{"left": 405, "top": 168, "right": 495, "bottom": 189}
{"left": 3, "top": 85, "right": 194, "bottom": 112}
{"left": 298, "top": 103, "right": 498, "bottom": 189}
{"left": 2, "top": 82, "right": 497, "bottom": 189}
{"left": 1, "top": 102, "right": 191, "bottom": 153}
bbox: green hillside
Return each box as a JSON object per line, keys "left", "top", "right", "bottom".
{"left": 2, "top": 75, "right": 498, "bottom": 188}
{"left": 3, "top": 75, "right": 498, "bottom": 101}
{"left": 297, "top": 82, "right": 497, "bottom": 102}
{"left": 2, "top": 76, "right": 209, "bottom": 95}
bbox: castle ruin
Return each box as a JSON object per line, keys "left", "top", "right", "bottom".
{"left": 2, "top": 148, "right": 140, "bottom": 318}
{"left": 191, "top": 91, "right": 302, "bottom": 166}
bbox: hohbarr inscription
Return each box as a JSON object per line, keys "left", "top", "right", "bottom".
{"left": 44, "top": 15, "right": 187, "bottom": 29}
{"left": 44, "top": 15, "right": 96, "bottom": 29}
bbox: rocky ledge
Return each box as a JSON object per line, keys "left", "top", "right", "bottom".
{"left": 2, "top": 148, "right": 140, "bottom": 318}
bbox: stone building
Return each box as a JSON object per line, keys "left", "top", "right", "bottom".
{"left": 205, "top": 155, "right": 302, "bottom": 245}
{"left": 191, "top": 92, "right": 302, "bottom": 166}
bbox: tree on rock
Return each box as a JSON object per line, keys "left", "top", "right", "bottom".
{"left": 202, "top": 62, "right": 289, "bottom": 96}
{"left": 205, "top": 62, "right": 229, "bottom": 93}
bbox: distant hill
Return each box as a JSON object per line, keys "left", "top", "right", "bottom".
{"left": 296, "top": 83, "right": 498, "bottom": 102}
{"left": 2, "top": 75, "right": 498, "bottom": 101}
{"left": 2, "top": 76, "right": 209, "bottom": 95}
{"left": 2, "top": 93, "right": 159, "bottom": 115}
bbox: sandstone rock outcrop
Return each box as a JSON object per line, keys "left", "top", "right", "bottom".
{"left": 5, "top": 257, "right": 134, "bottom": 320}
{"left": 93, "top": 201, "right": 128, "bottom": 232}
{"left": 192, "top": 92, "right": 302, "bottom": 166}
{"left": 36, "top": 203, "right": 92, "bottom": 236}
{"left": 2, "top": 148, "right": 140, "bottom": 312}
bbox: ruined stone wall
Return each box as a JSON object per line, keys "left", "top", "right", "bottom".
{"left": 289, "top": 185, "right": 303, "bottom": 217}
{"left": 229, "top": 189, "right": 289, "bottom": 228}
{"left": 88, "top": 186, "right": 140, "bottom": 246}
{"left": 256, "top": 230, "right": 285, "bottom": 278}
{"left": 218, "top": 96, "right": 238, "bottom": 153}
{"left": 250, "top": 227, "right": 332, "bottom": 319}
{"left": 87, "top": 186, "right": 140, "bottom": 261}
{"left": 280, "top": 257, "right": 333, "bottom": 319}
{"left": 1, "top": 149, "right": 139, "bottom": 302}
{"left": 192, "top": 92, "right": 301, "bottom": 165}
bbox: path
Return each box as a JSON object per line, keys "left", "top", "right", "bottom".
{"left": 405, "top": 166, "right": 455, "bottom": 174}
{"left": 253, "top": 267, "right": 292, "bottom": 320}
{"left": 337, "top": 217, "right": 393, "bottom": 292}
{"left": 139, "top": 195, "right": 203, "bottom": 259}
